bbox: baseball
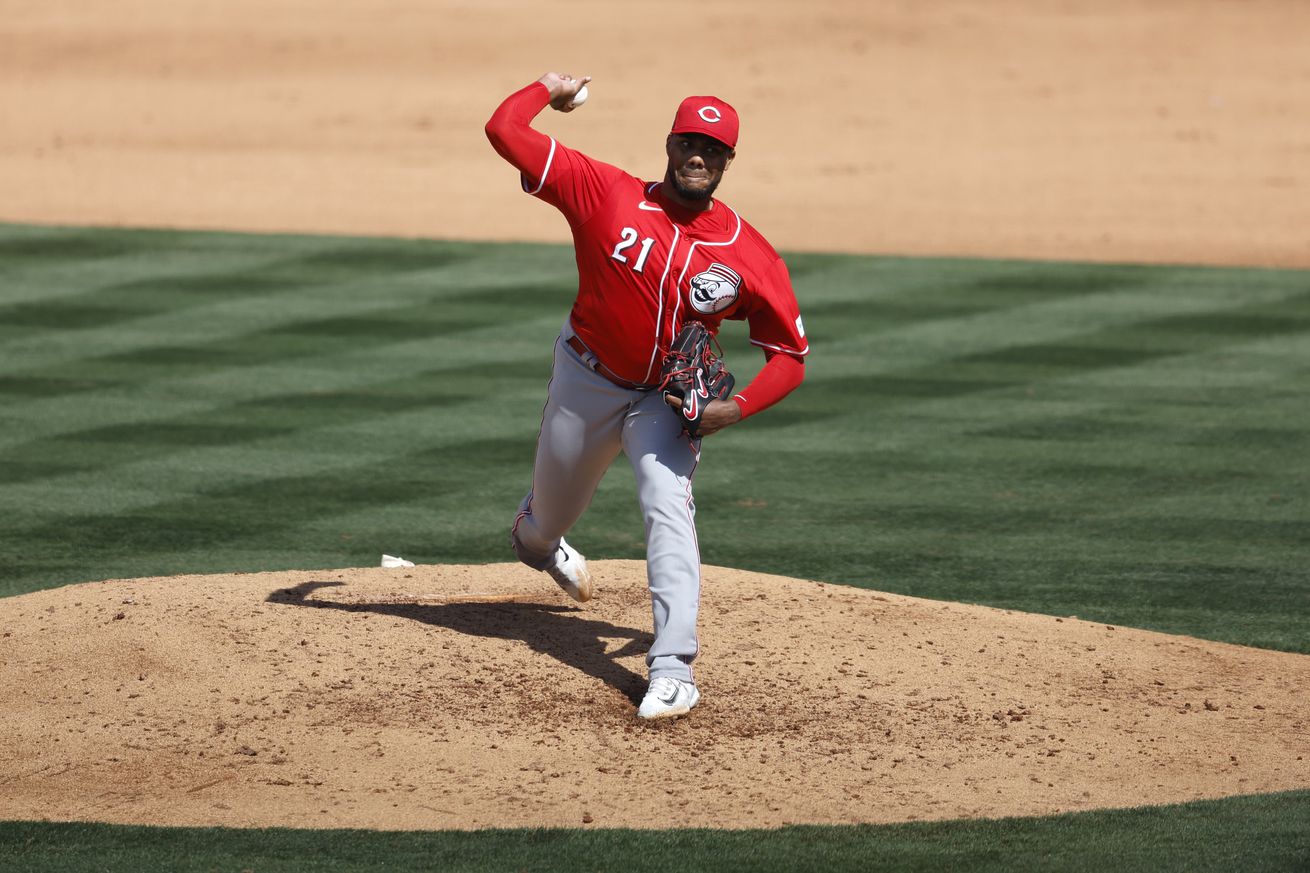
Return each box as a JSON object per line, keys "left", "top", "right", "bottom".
{"left": 568, "top": 84, "right": 589, "bottom": 109}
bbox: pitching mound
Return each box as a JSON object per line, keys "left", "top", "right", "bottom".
{"left": 1, "top": 563, "right": 1306, "bottom": 830}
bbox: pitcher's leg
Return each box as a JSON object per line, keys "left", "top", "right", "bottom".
{"left": 623, "top": 392, "right": 702, "bottom": 682}
{"left": 512, "top": 337, "right": 628, "bottom": 569}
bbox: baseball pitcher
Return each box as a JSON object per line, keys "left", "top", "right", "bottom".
{"left": 486, "top": 72, "right": 808, "bottom": 720}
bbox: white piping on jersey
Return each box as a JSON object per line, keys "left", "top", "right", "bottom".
{"left": 668, "top": 204, "right": 742, "bottom": 336}
{"left": 524, "top": 137, "right": 557, "bottom": 195}
{"left": 750, "top": 337, "right": 811, "bottom": 356}
{"left": 643, "top": 224, "right": 682, "bottom": 382}
{"left": 639, "top": 182, "right": 682, "bottom": 383}
{"left": 637, "top": 182, "right": 745, "bottom": 384}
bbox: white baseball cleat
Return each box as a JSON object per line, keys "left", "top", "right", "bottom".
{"left": 546, "top": 538, "right": 593, "bottom": 602}
{"left": 637, "top": 676, "right": 701, "bottom": 720}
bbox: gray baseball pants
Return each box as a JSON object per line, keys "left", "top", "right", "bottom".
{"left": 511, "top": 323, "right": 701, "bottom": 682}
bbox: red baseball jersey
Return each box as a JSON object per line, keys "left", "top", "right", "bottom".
{"left": 487, "top": 83, "right": 807, "bottom": 417}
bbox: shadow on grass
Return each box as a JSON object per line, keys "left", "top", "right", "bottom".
{"left": 266, "top": 581, "right": 651, "bottom": 704}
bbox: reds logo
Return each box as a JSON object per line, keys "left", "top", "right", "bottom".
{"left": 689, "top": 262, "right": 742, "bottom": 314}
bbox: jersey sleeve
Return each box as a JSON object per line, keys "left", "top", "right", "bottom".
{"left": 732, "top": 350, "right": 804, "bottom": 420}
{"left": 729, "top": 256, "right": 808, "bottom": 419}
{"left": 485, "top": 81, "right": 626, "bottom": 227}
{"left": 743, "top": 257, "right": 809, "bottom": 359}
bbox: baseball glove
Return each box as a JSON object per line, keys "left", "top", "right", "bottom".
{"left": 658, "top": 321, "right": 735, "bottom": 437}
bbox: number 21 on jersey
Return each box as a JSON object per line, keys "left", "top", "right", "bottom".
{"left": 611, "top": 227, "right": 655, "bottom": 273}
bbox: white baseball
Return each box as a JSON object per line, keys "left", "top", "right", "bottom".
{"left": 568, "top": 84, "right": 589, "bottom": 109}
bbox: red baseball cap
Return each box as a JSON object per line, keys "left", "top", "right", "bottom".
{"left": 670, "top": 96, "right": 739, "bottom": 149}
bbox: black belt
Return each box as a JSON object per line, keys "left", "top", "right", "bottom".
{"left": 565, "top": 335, "right": 658, "bottom": 391}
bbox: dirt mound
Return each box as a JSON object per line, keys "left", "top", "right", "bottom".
{"left": 1, "top": 562, "right": 1305, "bottom": 830}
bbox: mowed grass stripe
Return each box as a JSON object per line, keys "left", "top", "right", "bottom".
{"left": 1, "top": 434, "right": 533, "bottom": 582}
{"left": 0, "top": 276, "right": 570, "bottom": 400}
{"left": 0, "top": 227, "right": 575, "bottom": 377}
{"left": 801, "top": 259, "right": 1305, "bottom": 360}
{"left": 2, "top": 223, "right": 1308, "bottom": 654}
{"left": 0, "top": 357, "right": 548, "bottom": 485}
{"left": 706, "top": 274, "right": 1307, "bottom": 642}
{"left": 0, "top": 234, "right": 576, "bottom": 452}
{"left": 0, "top": 383, "right": 552, "bottom": 583}
{"left": 0, "top": 226, "right": 573, "bottom": 585}
{"left": 691, "top": 357, "right": 1306, "bottom": 650}
{"left": 1, "top": 790, "right": 1306, "bottom": 873}
{"left": 0, "top": 380, "right": 547, "bottom": 527}
{"left": 674, "top": 254, "right": 1310, "bottom": 651}
{"left": 0, "top": 324, "right": 563, "bottom": 457}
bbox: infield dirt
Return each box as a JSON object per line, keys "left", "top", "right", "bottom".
{"left": 1, "top": 564, "right": 1306, "bottom": 830}
{"left": 2, "top": 0, "right": 1309, "bottom": 266}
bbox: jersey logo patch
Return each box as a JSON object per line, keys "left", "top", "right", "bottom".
{"left": 689, "top": 262, "right": 742, "bottom": 314}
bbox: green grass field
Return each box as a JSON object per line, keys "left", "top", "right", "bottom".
{"left": 2, "top": 791, "right": 1307, "bottom": 873}
{"left": 1, "top": 222, "right": 1306, "bottom": 870}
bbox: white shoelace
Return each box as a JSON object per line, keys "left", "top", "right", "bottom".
{"left": 647, "top": 677, "right": 682, "bottom": 701}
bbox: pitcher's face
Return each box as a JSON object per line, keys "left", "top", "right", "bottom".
{"left": 665, "top": 133, "right": 734, "bottom": 201}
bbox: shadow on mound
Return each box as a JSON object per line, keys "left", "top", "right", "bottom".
{"left": 267, "top": 580, "right": 652, "bottom": 704}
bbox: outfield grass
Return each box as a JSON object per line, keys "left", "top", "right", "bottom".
{"left": 1, "top": 791, "right": 1306, "bottom": 873}
{"left": 1, "top": 223, "right": 1306, "bottom": 870}
{"left": 2, "top": 223, "right": 1305, "bottom": 650}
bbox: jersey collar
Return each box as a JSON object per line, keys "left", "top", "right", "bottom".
{"left": 646, "top": 183, "right": 733, "bottom": 237}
